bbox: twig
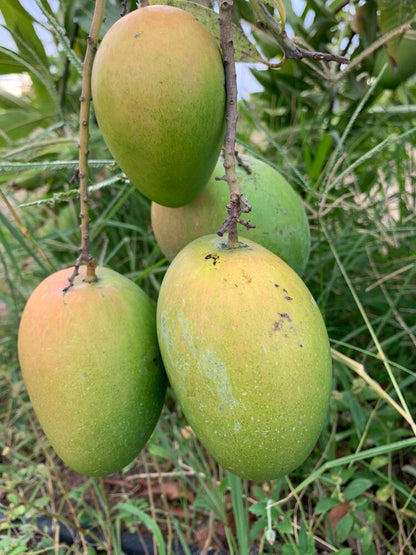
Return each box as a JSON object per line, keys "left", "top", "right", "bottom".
{"left": 64, "top": 0, "right": 106, "bottom": 292}
{"left": 249, "top": 0, "right": 349, "bottom": 65}
{"left": 218, "top": 0, "right": 254, "bottom": 247}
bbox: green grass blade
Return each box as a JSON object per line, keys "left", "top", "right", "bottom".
{"left": 0, "top": 210, "right": 51, "bottom": 275}
{"left": 34, "top": 0, "right": 83, "bottom": 76}
{"left": 321, "top": 221, "right": 415, "bottom": 430}
{"left": 113, "top": 503, "right": 166, "bottom": 555}
{"left": 228, "top": 473, "right": 250, "bottom": 554}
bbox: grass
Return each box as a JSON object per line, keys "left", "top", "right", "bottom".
{"left": 1, "top": 124, "right": 415, "bottom": 552}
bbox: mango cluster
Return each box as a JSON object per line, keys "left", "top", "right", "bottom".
{"left": 18, "top": 5, "right": 332, "bottom": 481}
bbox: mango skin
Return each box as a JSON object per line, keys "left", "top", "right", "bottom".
{"left": 18, "top": 266, "right": 167, "bottom": 476}
{"left": 374, "top": 36, "right": 416, "bottom": 89}
{"left": 91, "top": 5, "right": 226, "bottom": 207}
{"left": 152, "top": 155, "right": 310, "bottom": 274}
{"left": 157, "top": 235, "right": 332, "bottom": 481}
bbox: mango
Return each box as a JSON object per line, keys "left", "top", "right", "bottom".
{"left": 151, "top": 154, "right": 311, "bottom": 275}
{"left": 91, "top": 5, "right": 226, "bottom": 207}
{"left": 18, "top": 266, "right": 167, "bottom": 476}
{"left": 157, "top": 235, "right": 332, "bottom": 481}
{"left": 374, "top": 35, "right": 416, "bottom": 89}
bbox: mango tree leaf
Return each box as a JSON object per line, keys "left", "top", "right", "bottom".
{"left": 71, "top": 0, "right": 125, "bottom": 37}
{"left": 377, "top": 0, "right": 415, "bottom": 63}
{"left": 0, "top": 48, "right": 25, "bottom": 74}
{"left": 0, "top": 89, "right": 33, "bottom": 110}
{"left": 1, "top": 28, "right": 57, "bottom": 111}
{"left": 0, "top": 0, "right": 48, "bottom": 66}
{"left": 0, "top": 109, "right": 54, "bottom": 146}
{"left": 235, "top": 0, "right": 257, "bottom": 23}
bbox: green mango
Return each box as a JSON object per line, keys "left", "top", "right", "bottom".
{"left": 91, "top": 5, "right": 226, "bottom": 207}
{"left": 157, "top": 235, "right": 332, "bottom": 481}
{"left": 18, "top": 266, "right": 167, "bottom": 476}
{"left": 151, "top": 154, "right": 311, "bottom": 275}
{"left": 374, "top": 35, "right": 416, "bottom": 89}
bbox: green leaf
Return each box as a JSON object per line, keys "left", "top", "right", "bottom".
{"left": 309, "top": 133, "right": 334, "bottom": 183}
{"left": 298, "top": 520, "right": 314, "bottom": 553}
{"left": 358, "top": 526, "right": 373, "bottom": 552}
{"left": 315, "top": 497, "right": 339, "bottom": 514}
{"left": 376, "top": 483, "right": 393, "bottom": 502}
{"left": 336, "top": 513, "right": 354, "bottom": 543}
{"left": 0, "top": 109, "right": 53, "bottom": 145}
{"left": 369, "top": 455, "right": 389, "bottom": 470}
{"left": 343, "top": 478, "right": 373, "bottom": 501}
{"left": 112, "top": 503, "right": 166, "bottom": 555}
{"left": 0, "top": 1, "right": 48, "bottom": 66}
{"left": 228, "top": 473, "right": 250, "bottom": 555}
{"left": 0, "top": 48, "right": 25, "bottom": 74}
{"left": 0, "top": 89, "right": 32, "bottom": 110}
{"left": 275, "top": 514, "right": 293, "bottom": 536}
{"left": 0, "top": 211, "right": 49, "bottom": 274}
{"left": 377, "top": 0, "right": 415, "bottom": 63}
{"left": 34, "top": 0, "right": 83, "bottom": 76}
{"left": 342, "top": 390, "right": 367, "bottom": 432}
{"left": 0, "top": 29, "right": 57, "bottom": 110}
{"left": 249, "top": 501, "right": 267, "bottom": 516}
{"left": 235, "top": 0, "right": 257, "bottom": 23}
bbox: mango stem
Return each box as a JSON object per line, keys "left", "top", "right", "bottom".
{"left": 64, "top": 0, "right": 106, "bottom": 291}
{"left": 218, "top": 0, "right": 254, "bottom": 248}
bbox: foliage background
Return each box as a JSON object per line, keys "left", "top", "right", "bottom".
{"left": 0, "top": 0, "right": 415, "bottom": 553}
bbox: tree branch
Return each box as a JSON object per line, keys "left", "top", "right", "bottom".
{"left": 249, "top": 0, "right": 349, "bottom": 65}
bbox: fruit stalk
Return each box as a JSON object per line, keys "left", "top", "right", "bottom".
{"left": 218, "top": 0, "right": 253, "bottom": 247}
{"left": 65, "top": 0, "right": 106, "bottom": 289}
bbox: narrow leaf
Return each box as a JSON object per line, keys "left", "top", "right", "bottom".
{"left": 0, "top": 88, "right": 32, "bottom": 110}
{"left": 315, "top": 497, "right": 339, "bottom": 514}
{"left": 0, "top": 1, "right": 48, "bottom": 66}
{"left": 0, "top": 109, "right": 53, "bottom": 145}
{"left": 0, "top": 211, "right": 49, "bottom": 274}
{"left": 343, "top": 478, "right": 373, "bottom": 501}
{"left": 112, "top": 504, "right": 166, "bottom": 555}
{"left": 336, "top": 513, "right": 354, "bottom": 543}
{"left": 1, "top": 28, "right": 57, "bottom": 110}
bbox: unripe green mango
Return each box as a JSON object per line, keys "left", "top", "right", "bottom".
{"left": 374, "top": 35, "right": 416, "bottom": 89}
{"left": 91, "top": 5, "right": 226, "bottom": 207}
{"left": 151, "top": 154, "right": 311, "bottom": 275}
{"left": 18, "top": 266, "right": 167, "bottom": 476}
{"left": 157, "top": 235, "right": 332, "bottom": 481}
